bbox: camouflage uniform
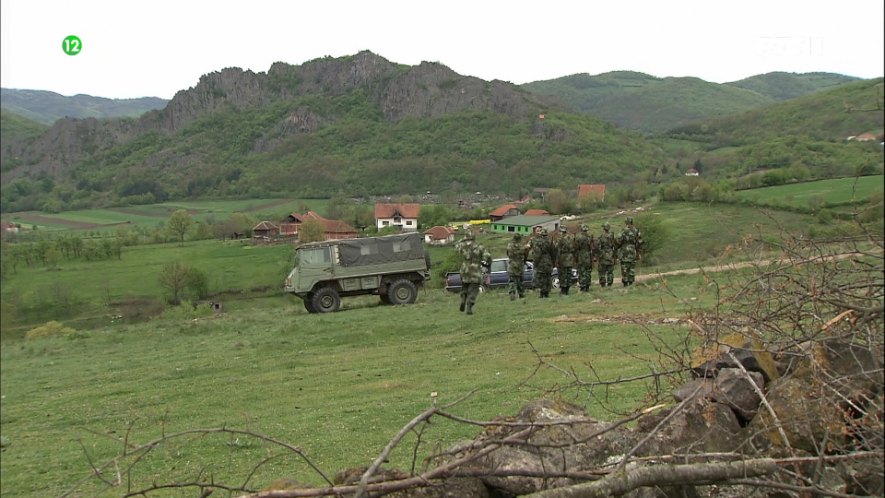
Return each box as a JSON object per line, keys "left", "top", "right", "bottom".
{"left": 506, "top": 233, "right": 528, "bottom": 300}
{"left": 529, "top": 228, "right": 556, "bottom": 298}
{"left": 555, "top": 227, "right": 575, "bottom": 295}
{"left": 574, "top": 224, "right": 595, "bottom": 292}
{"left": 455, "top": 231, "right": 491, "bottom": 314}
{"left": 617, "top": 217, "right": 643, "bottom": 286}
{"left": 596, "top": 222, "right": 617, "bottom": 287}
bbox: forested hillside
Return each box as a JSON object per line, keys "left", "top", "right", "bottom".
{"left": 0, "top": 52, "right": 664, "bottom": 212}
{"left": 521, "top": 71, "right": 861, "bottom": 133}
{"left": 0, "top": 88, "right": 168, "bottom": 125}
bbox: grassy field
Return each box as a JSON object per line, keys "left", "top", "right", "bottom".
{"left": 0, "top": 198, "right": 329, "bottom": 232}
{"left": 732, "top": 175, "right": 884, "bottom": 211}
{"left": 1, "top": 272, "right": 721, "bottom": 497}
{"left": 0, "top": 190, "right": 879, "bottom": 497}
{"left": 0, "top": 201, "right": 829, "bottom": 335}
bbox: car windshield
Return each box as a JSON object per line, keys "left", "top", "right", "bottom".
{"left": 490, "top": 260, "right": 507, "bottom": 272}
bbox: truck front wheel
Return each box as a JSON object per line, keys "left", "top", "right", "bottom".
{"left": 387, "top": 279, "right": 418, "bottom": 305}
{"left": 311, "top": 287, "right": 341, "bottom": 313}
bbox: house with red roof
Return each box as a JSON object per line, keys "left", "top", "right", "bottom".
{"left": 280, "top": 211, "right": 357, "bottom": 241}
{"left": 577, "top": 184, "right": 606, "bottom": 203}
{"left": 374, "top": 203, "right": 421, "bottom": 232}
{"left": 252, "top": 220, "right": 280, "bottom": 240}
{"left": 423, "top": 225, "right": 457, "bottom": 246}
{"left": 523, "top": 208, "right": 550, "bottom": 216}
{"left": 488, "top": 203, "right": 520, "bottom": 222}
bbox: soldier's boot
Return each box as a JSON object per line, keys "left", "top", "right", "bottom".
{"left": 561, "top": 287, "right": 570, "bottom": 296}
{"left": 465, "top": 303, "right": 473, "bottom": 315}
{"left": 540, "top": 291, "right": 548, "bottom": 298}
{"left": 509, "top": 291, "right": 516, "bottom": 301}
{"left": 459, "top": 298, "right": 466, "bottom": 312}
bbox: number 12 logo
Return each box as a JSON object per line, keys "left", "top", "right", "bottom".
{"left": 63, "top": 35, "right": 82, "bottom": 56}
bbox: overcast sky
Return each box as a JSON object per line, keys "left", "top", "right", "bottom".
{"left": 2, "top": 0, "right": 883, "bottom": 100}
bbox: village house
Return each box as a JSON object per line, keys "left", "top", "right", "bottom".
{"left": 279, "top": 211, "right": 358, "bottom": 241}
{"left": 423, "top": 225, "right": 457, "bottom": 246}
{"left": 489, "top": 215, "right": 560, "bottom": 236}
{"left": 488, "top": 203, "right": 521, "bottom": 222}
{"left": 577, "top": 183, "right": 607, "bottom": 202}
{"left": 374, "top": 203, "right": 420, "bottom": 232}
{"left": 252, "top": 220, "right": 280, "bottom": 240}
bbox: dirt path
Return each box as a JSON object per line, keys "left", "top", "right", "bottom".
{"left": 635, "top": 260, "right": 766, "bottom": 282}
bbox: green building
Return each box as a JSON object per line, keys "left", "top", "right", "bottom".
{"left": 489, "top": 215, "right": 560, "bottom": 235}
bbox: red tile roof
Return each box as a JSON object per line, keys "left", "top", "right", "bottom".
{"left": 577, "top": 184, "right": 606, "bottom": 199}
{"left": 424, "top": 225, "right": 456, "bottom": 240}
{"left": 523, "top": 208, "right": 549, "bottom": 216}
{"left": 374, "top": 203, "right": 421, "bottom": 219}
{"left": 489, "top": 204, "right": 519, "bottom": 217}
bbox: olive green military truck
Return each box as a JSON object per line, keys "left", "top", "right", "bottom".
{"left": 284, "top": 232, "right": 431, "bottom": 313}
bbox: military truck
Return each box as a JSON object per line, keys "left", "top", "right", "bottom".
{"left": 284, "top": 232, "right": 431, "bottom": 313}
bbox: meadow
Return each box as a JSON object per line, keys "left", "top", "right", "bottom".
{"left": 1, "top": 272, "right": 719, "bottom": 497}
{"left": 732, "top": 175, "right": 883, "bottom": 212}
{"left": 1, "top": 185, "right": 882, "bottom": 497}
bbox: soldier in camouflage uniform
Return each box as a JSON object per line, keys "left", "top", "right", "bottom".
{"left": 596, "top": 222, "right": 617, "bottom": 287}
{"left": 506, "top": 232, "right": 528, "bottom": 300}
{"left": 455, "top": 230, "right": 492, "bottom": 315}
{"left": 555, "top": 226, "right": 575, "bottom": 295}
{"left": 574, "top": 224, "right": 595, "bottom": 292}
{"left": 617, "top": 216, "right": 643, "bottom": 286}
{"left": 529, "top": 228, "right": 556, "bottom": 298}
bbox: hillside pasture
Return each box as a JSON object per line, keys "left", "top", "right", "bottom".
{"left": 733, "top": 175, "right": 884, "bottom": 212}
{"left": 0, "top": 198, "right": 329, "bottom": 233}
{"left": 0, "top": 272, "right": 714, "bottom": 497}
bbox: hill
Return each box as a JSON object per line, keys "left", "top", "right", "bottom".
{"left": 521, "top": 71, "right": 861, "bottom": 133}
{"left": 0, "top": 52, "right": 664, "bottom": 213}
{"left": 725, "top": 71, "right": 859, "bottom": 101}
{"left": 0, "top": 109, "right": 48, "bottom": 143}
{"left": 663, "top": 78, "right": 884, "bottom": 182}
{"left": 0, "top": 88, "right": 168, "bottom": 125}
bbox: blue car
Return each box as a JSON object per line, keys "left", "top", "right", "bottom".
{"left": 444, "top": 258, "right": 576, "bottom": 292}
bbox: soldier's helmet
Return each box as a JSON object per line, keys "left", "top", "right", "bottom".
{"left": 603, "top": 222, "right": 611, "bottom": 231}
{"left": 560, "top": 227, "right": 568, "bottom": 233}
{"left": 625, "top": 216, "right": 634, "bottom": 225}
{"left": 540, "top": 228, "right": 548, "bottom": 236}
{"left": 513, "top": 233, "right": 523, "bottom": 240}
{"left": 580, "top": 224, "right": 589, "bottom": 232}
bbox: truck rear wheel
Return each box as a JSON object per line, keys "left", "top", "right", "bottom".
{"left": 311, "top": 287, "right": 341, "bottom": 313}
{"left": 387, "top": 279, "right": 417, "bottom": 305}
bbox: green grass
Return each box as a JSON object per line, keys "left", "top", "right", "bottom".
{"left": 1, "top": 198, "right": 329, "bottom": 232}
{"left": 733, "top": 175, "right": 884, "bottom": 210}
{"left": 0, "top": 201, "right": 836, "bottom": 335}
{"left": 0, "top": 198, "right": 874, "bottom": 497}
{"left": 0, "top": 274, "right": 713, "bottom": 497}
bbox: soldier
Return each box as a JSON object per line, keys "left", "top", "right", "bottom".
{"left": 596, "top": 222, "right": 617, "bottom": 287}
{"left": 556, "top": 226, "right": 575, "bottom": 295}
{"left": 506, "top": 232, "right": 528, "bottom": 300}
{"left": 455, "top": 230, "right": 491, "bottom": 314}
{"left": 574, "top": 224, "right": 594, "bottom": 292}
{"left": 529, "top": 228, "right": 556, "bottom": 298}
{"left": 617, "top": 216, "right": 643, "bottom": 286}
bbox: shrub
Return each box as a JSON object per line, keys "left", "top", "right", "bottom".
{"left": 25, "top": 321, "right": 75, "bottom": 339}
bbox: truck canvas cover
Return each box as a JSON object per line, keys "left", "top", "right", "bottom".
{"left": 336, "top": 232, "right": 425, "bottom": 267}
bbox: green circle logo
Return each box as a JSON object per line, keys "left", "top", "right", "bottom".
{"left": 62, "top": 35, "right": 82, "bottom": 56}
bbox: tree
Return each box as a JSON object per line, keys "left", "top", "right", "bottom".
{"left": 158, "top": 262, "right": 209, "bottom": 305}
{"left": 166, "top": 209, "right": 193, "bottom": 245}
{"left": 299, "top": 218, "right": 325, "bottom": 243}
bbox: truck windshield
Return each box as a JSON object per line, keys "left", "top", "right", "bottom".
{"left": 299, "top": 247, "right": 331, "bottom": 265}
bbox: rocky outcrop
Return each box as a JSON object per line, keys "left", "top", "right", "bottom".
{"left": 1, "top": 51, "right": 552, "bottom": 185}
